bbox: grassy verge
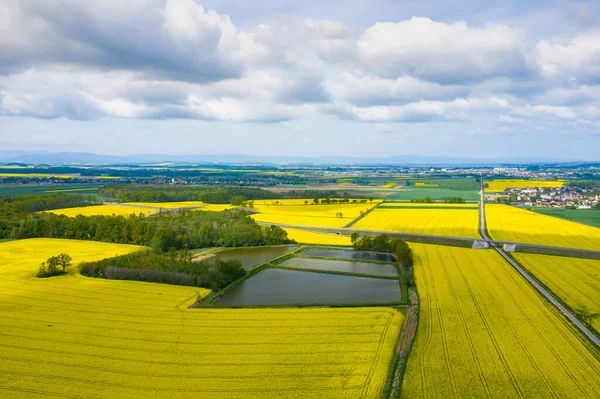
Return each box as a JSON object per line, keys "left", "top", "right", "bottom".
{"left": 343, "top": 201, "right": 381, "bottom": 228}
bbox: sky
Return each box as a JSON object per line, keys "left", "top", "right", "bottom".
{"left": 1, "top": 0, "right": 599, "bottom": 160}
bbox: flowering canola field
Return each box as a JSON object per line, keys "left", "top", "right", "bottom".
{"left": 353, "top": 207, "right": 480, "bottom": 238}
{"left": 284, "top": 227, "right": 352, "bottom": 246}
{"left": 0, "top": 238, "right": 402, "bottom": 398}
{"left": 486, "top": 204, "right": 600, "bottom": 250}
{"left": 46, "top": 204, "right": 157, "bottom": 217}
{"left": 402, "top": 244, "right": 600, "bottom": 398}
{"left": 513, "top": 253, "right": 600, "bottom": 334}
{"left": 485, "top": 179, "right": 565, "bottom": 192}
{"left": 250, "top": 200, "right": 379, "bottom": 228}
{"left": 124, "top": 201, "right": 206, "bottom": 209}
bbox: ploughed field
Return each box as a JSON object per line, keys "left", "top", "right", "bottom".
{"left": 0, "top": 239, "right": 403, "bottom": 398}
{"left": 402, "top": 244, "right": 600, "bottom": 398}
{"left": 486, "top": 204, "right": 600, "bottom": 250}
{"left": 513, "top": 253, "right": 600, "bottom": 334}
{"left": 353, "top": 204, "right": 480, "bottom": 238}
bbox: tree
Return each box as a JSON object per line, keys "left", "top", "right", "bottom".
{"left": 230, "top": 196, "right": 247, "bottom": 206}
{"left": 350, "top": 232, "right": 360, "bottom": 245}
{"left": 313, "top": 197, "right": 319, "bottom": 204}
{"left": 304, "top": 200, "right": 309, "bottom": 205}
{"left": 56, "top": 253, "right": 72, "bottom": 271}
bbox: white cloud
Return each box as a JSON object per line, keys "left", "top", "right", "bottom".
{"left": 537, "top": 30, "right": 600, "bottom": 81}
{"left": 356, "top": 17, "right": 530, "bottom": 83}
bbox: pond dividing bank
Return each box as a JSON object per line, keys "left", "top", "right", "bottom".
{"left": 207, "top": 246, "right": 404, "bottom": 307}
{"left": 302, "top": 248, "right": 396, "bottom": 262}
{"left": 280, "top": 257, "right": 398, "bottom": 277}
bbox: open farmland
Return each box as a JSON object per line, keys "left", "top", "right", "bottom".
{"left": 385, "top": 187, "right": 479, "bottom": 201}
{"left": 250, "top": 200, "right": 379, "bottom": 228}
{"left": 532, "top": 207, "right": 600, "bottom": 229}
{"left": 402, "top": 243, "right": 600, "bottom": 398}
{"left": 0, "top": 173, "right": 75, "bottom": 178}
{"left": 353, "top": 206, "right": 480, "bottom": 238}
{"left": 513, "top": 253, "right": 600, "bottom": 334}
{"left": 46, "top": 204, "right": 157, "bottom": 217}
{"left": 484, "top": 179, "right": 565, "bottom": 192}
{"left": 486, "top": 204, "right": 600, "bottom": 250}
{"left": 283, "top": 227, "right": 352, "bottom": 246}
{"left": 0, "top": 238, "right": 403, "bottom": 398}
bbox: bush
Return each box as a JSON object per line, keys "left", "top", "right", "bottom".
{"left": 37, "top": 253, "right": 71, "bottom": 278}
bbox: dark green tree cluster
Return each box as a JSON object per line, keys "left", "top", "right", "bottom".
{"left": 80, "top": 251, "right": 245, "bottom": 290}
{"left": 4, "top": 209, "right": 290, "bottom": 251}
{"left": 37, "top": 253, "right": 72, "bottom": 278}
{"left": 99, "top": 185, "right": 278, "bottom": 203}
{"left": 0, "top": 194, "right": 94, "bottom": 217}
{"left": 350, "top": 233, "right": 413, "bottom": 265}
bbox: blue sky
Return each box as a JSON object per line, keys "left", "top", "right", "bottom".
{"left": 1, "top": 0, "right": 599, "bottom": 159}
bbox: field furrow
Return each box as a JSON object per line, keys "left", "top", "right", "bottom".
{"left": 401, "top": 244, "right": 600, "bottom": 399}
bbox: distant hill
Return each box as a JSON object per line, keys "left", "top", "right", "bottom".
{"left": 0, "top": 150, "right": 584, "bottom": 166}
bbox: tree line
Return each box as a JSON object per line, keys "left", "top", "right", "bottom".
{"left": 2, "top": 209, "right": 291, "bottom": 252}
{"left": 80, "top": 250, "right": 246, "bottom": 290}
{"left": 0, "top": 194, "right": 95, "bottom": 217}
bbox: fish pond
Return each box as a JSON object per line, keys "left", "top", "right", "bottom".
{"left": 212, "top": 246, "right": 297, "bottom": 269}
{"left": 302, "top": 249, "right": 396, "bottom": 262}
{"left": 213, "top": 268, "right": 400, "bottom": 306}
{"left": 280, "top": 257, "right": 398, "bottom": 277}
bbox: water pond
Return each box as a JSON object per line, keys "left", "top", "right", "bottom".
{"left": 280, "top": 257, "right": 397, "bottom": 277}
{"left": 213, "top": 268, "right": 400, "bottom": 306}
{"left": 302, "top": 249, "right": 396, "bottom": 262}
{"left": 213, "top": 246, "right": 297, "bottom": 270}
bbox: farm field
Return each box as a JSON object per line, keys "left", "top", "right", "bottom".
{"left": 484, "top": 179, "right": 565, "bottom": 192}
{"left": 385, "top": 187, "right": 479, "bottom": 201}
{"left": 379, "top": 203, "right": 478, "bottom": 209}
{"left": 513, "top": 253, "right": 600, "bottom": 334}
{"left": 353, "top": 207, "right": 480, "bottom": 238}
{"left": 283, "top": 227, "right": 352, "bottom": 246}
{"left": 250, "top": 201, "right": 378, "bottom": 228}
{"left": 0, "top": 183, "right": 104, "bottom": 196}
{"left": 402, "top": 243, "right": 600, "bottom": 398}
{"left": 0, "top": 238, "right": 402, "bottom": 398}
{"left": 532, "top": 207, "right": 600, "bottom": 229}
{"left": 46, "top": 204, "right": 157, "bottom": 217}
{"left": 124, "top": 201, "right": 206, "bottom": 209}
{"left": 0, "top": 173, "right": 75, "bottom": 178}
{"left": 486, "top": 204, "right": 600, "bottom": 250}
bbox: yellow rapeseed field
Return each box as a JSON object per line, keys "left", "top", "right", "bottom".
{"left": 47, "top": 204, "right": 157, "bottom": 217}
{"left": 380, "top": 182, "right": 396, "bottom": 188}
{"left": 283, "top": 227, "right": 352, "bottom": 246}
{"left": 0, "top": 239, "right": 402, "bottom": 398}
{"left": 485, "top": 179, "right": 565, "bottom": 192}
{"left": 378, "top": 203, "right": 478, "bottom": 208}
{"left": 402, "top": 244, "right": 600, "bottom": 398}
{"left": 513, "top": 253, "right": 600, "bottom": 334}
{"left": 353, "top": 207, "right": 480, "bottom": 238}
{"left": 124, "top": 201, "right": 206, "bottom": 209}
{"left": 200, "top": 204, "right": 240, "bottom": 212}
{"left": 250, "top": 201, "right": 378, "bottom": 228}
{"left": 414, "top": 182, "right": 439, "bottom": 187}
{"left": 486, "top": 204, "right": 600, "bottom": 250}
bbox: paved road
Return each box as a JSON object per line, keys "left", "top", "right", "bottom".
{"left": 479, "top": 180, "right": 600, "bottom": 348}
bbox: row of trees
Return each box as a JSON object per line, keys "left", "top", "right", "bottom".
{"left": 0, "top": 194, "right": 94, "bottom": 217}
{"left": 3, "top": 209, "right": 290, "bottom": 252}
{"left": 350, "top": 233, "right": 413, "bottom": 265}
{"left": 79, "top": 251, "right": 246, "bottom": 290}
{"left": 99, "top": 185, "right": 279, "bottom": 203}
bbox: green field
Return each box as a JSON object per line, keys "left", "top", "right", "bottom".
{"left": 385, "top": 187, "right": 480, "bottom": 201}
{"left": 532, "top": 208, "right": 600, "bottom": 228}
{"left": 400, "top": 178, "right": 479, "bottom": 190}
{"left": 0, "top": 183, "right": 104, "bottom": 196}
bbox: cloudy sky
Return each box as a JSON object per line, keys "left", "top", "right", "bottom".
{"left": 1, "top": 0, "right": 599, "bottom": 160}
